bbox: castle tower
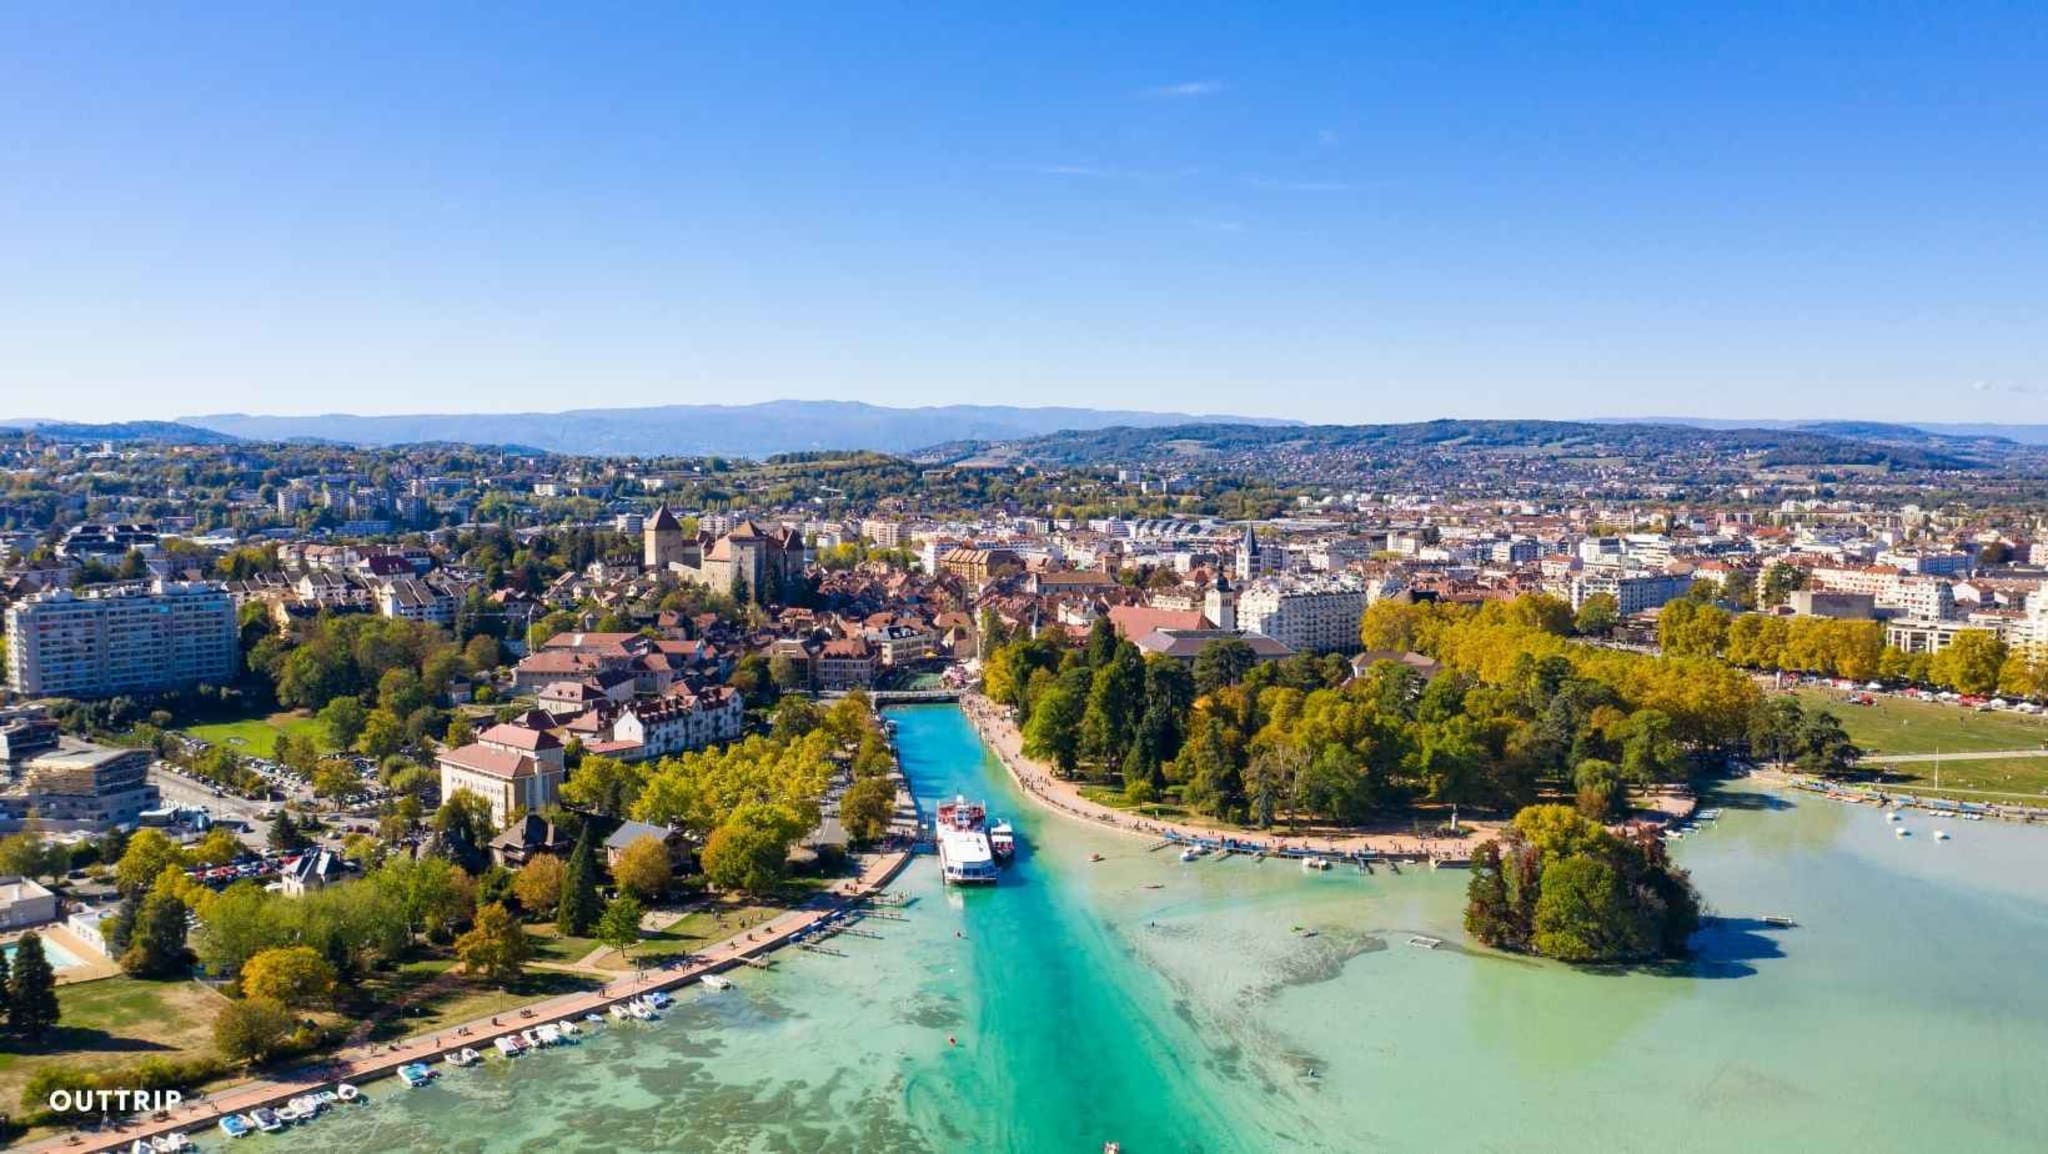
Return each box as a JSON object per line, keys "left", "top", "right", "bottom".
{"left": 644, "top": 506, "right": 684, "bottom": 571}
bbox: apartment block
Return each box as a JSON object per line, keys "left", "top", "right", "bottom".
{"left": 5, "top": 581, "right": 238, "bottom": 699}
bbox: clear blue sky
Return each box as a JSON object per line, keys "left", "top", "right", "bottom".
{"left": 2, "top": 2, "right": 2042, "bottom": 424}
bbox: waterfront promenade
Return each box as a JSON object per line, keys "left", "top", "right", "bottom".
{"left": 959, "top": 693, "right": 1500, "bottom": 864}
{"left": 30, "top": 847, "right": 913, "bottom": 1154}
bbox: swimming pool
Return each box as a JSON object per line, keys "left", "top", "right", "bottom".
{"left": 5, "top": 935, "right": 84, "bottom": 971}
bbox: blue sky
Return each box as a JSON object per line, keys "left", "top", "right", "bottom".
{"left": 1, "top": 2, "right": 2042, "bottom": 424}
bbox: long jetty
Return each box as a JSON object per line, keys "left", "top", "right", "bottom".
{"left": 30, "top": 846, "right": 915, "bottom": 1154}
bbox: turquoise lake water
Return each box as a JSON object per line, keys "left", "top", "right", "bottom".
{"left": 281, "top": 704, "right": 2048, "bottom": 1153}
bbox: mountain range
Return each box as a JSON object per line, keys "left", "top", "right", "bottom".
{"left": 170, "top": 401, "right": 1298, "bottom": 457}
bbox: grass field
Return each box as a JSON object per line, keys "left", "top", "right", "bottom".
{"left": 1795, "top": 689, "right": 2048, "bottom": 756}
{"left": 185, "top": 709, "right": 333, "bottom": 754}
{"left": 0, "top": 977, "right": 225, "bottom": 1112}
{"left": 1869, "top": 755, "right": 2048, "bottom": 801}
{"left": 356, "top": 957, "right": 602, "bottom": 1043}
{"left": 593, "top": 902, "right": 782, "bottom": 971}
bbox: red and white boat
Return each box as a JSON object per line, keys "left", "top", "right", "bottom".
{"left": 989, "top": 819, "right": 1017, "bottom": 864}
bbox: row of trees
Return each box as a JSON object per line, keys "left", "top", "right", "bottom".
{"left": 1661, "top": 599, "right": 2046, "bottom": 698}
{"left": 0, "top": 933, "right": 63, "bottom": 1041}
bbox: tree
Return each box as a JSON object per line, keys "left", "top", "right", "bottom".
{"left": 311, "top": 761, "right": 363, "bottom": 802}
{"left": 357, "top": 708, "right": 405, "bottom": 759}
{"left": 268, "top": 809, "right": 310, "bottom": 853}
{"left": 768, "top": 654, "right": 806, "bottom": 693}
{"left": 317, "top": 696, "right": 369, "bottom": 750}
{"left": 373, "top": 856, "right": 474, "bottom": 945}
{"left": 1080, "top": 645, "right": 1145, "bottom": 770}
{"left": 1572, "top": 758, "right": 1626, "bottom": 821}
{"left": 1794, "top": 710, "right": 1860, "bottom": 777}
{"left": 213, "top": 996, "right": 293, "bottom": 1065}
{"left": 1930, "top": 630, "right": 2008, "bottom": 696}
{"left": 433, "top": 790, "right": 497, "bottom": 872}
{"left": 0, "top": 833, "right": 65, "bottom": 881}
{"left": 1193, "top": 638, "right": 1257, "bottom": 695}
{"left": 839, "top": 775, "right": 896, "bottom": 845}
{"left": 455, "top": 902, "right": 531, "bottom": 983}
{"left": 7, "top": 932, "right": 59, "bottom": 1040}
{"left": 120, "top": 886, "right": 191, "bottom": 977}
{"left": 559, "top": 756, "right": 646, "bottom": 818}
{"left": 190, "top": 827, "right": 243, "bottom": 868}
{"left": 240, "top": 946, "right": 336, "bottom": 1009}
{"left": 0, "top": 946, "right": 11, "bottom": 1025}
{"left": 1022, "top": 671, "right": 1087, "bottom": 775}
{"left": 114, "top": 829, "right": 188, "bottom": 897}
{"left": 512, "top": 854, "right": 566, "bottom": 916}
{"left": 1532, "top": 856, "right": 1647, "bottom": 963}
{"left": 1574, "top": 592, "right": 1620, "bottom": 637}
{"left": 556, "top": 824, "right": 603, "bottom": 936}
{"left": 613, "top": 836, "right": 674, "bottom": 901}
{"left": 701, "top": 804, "right": 803, "bottom": 895}
{"left": 596, "top": 894, "right": 646, "bottom": 963}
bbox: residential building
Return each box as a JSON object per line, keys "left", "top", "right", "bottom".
{"left": 1568, "top": 570, "right": 1693, "bottom": 615}
{"left": 817, "top": 638, "right": 877, "bottom": 691}
{"left": 0, "top": 877, "right": 58, "bottom": 930}
{"left": 0, "top": 740, "right": 158, "bottom": 829}
{"left": 437, "top": 722, "right": 566, "bottom": 826}
{"left": 1236, "top": 577, "right": 1368, "bottom": 654}
{"left": 5, "top": 580, "right": 238, "bottom": 699}
{"left": 611, "top": 687, "right": 744, "bottom": 758}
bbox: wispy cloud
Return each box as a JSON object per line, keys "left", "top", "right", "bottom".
{"left": 1243, "top": 176, "right": 1364, "bottom": 192}
{"left": 1141, "top": 80, "right": 1221, "bottom": 99}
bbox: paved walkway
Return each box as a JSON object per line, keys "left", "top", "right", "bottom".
{"left": 28, "top": 848, "right": 913, "bottom": 1154}
{"left": 1864, "top": 748, "right": 2048, "bottom": 764}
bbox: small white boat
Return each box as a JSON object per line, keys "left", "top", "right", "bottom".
{"left": 1407, "top": 935, "right": 1444, "bottom": 950}
{"left": 1886, "top": 811, "right": 1903, "bottom": 823}
{"left": 448, "top": 1047, "right": 482, "bottom": 1067}
{"left": 536, "top": 1024, "right": 561, "bottom": 1046}
{"left": 496, "top": 1035, "right": 524, "bottom": 1057}
{"left": 335, "top": 1083, "right": 361, "bottom": 1103}
{"left": 250, "top": 1108, "right": 283, "bottom": 1133}
{"left": 1934, "top": 829, "right": 1951, "bottom": 840}
{"left": 1179, "top": 846, "right": 1204, "bottom": 862}
{"left": 647, "top": 990, "right": 673, "bottom": 1009}
{"left": 585, "top": 1011, "right": 606, "bottom": 1023}
{"left": 397, "top": 1062, "right": 436, "bottom": 1088}
{"left": 557, "top": 1020, "right": 581, "bottom": 1038}
{"left": 314, "top": 1089, "right": 340, "bottom": 1106}
{"left": 1895, "top": 827, "right": 1911, "bottom": 838}
{"left": 1761, "top": 915, "right": 1797, "bottom": 928}
{"left": 1301, "top": 856, "right": 1332, "bottom": 872}
{"left": 610, "top": 1003, "right": 634, "bottom": 1021}
{"left": 152, "top": 1135, "right": 191, "bottom": 1153}
{"left": 131, "top": 1140, "right": 154, "bottom": 1154}
{"left": 628, "top": 999, "right": 657, "bottom": 1021}
{"left": 700, "top": 973, "right": 733, "bottom": 991}
{"left": 218, "top": 1115, "right": 254, "bottom": 1139}
{"left": 274, "top": 1103, "right": 303, "bottom": 1125}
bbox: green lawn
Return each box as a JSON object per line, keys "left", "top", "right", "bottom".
{"left": 1869, "top": 755, "right": 2048, "bottom": 801}
{"left": 524, "top": 927, "right": 602, "bottom": 966}
{"left": 186, "top": 709, "right": 334, "bottom": 754}
{"left": 594, "top": 903, "right": 782, "bottom": 971}
{"left": 354, "top": 957, "right": 601, "bottom": 1042}
{"left": 1796, "top": 690, "right": 2048, "bottom": 756}
{"left": 0, "top": 977, "right": 225, "bottom": 1113}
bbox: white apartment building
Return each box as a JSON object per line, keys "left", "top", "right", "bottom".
{"left": 5, "top": 581, "right": 238, "bottom": 699}
{"left": 1237, "top": 577, "right": 1368, "bottom": 654}
{"left": 1569, "top": 570, "right": 1693, "bottom": 615}
{"left": 860, "top": 519, "right": 907, "bottom": 548}
{"left": 611, "top": 687, "right": 744, "bottom": 759}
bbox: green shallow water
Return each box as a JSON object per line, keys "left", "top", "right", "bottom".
{"left": 279, "top": 704, "right": 2048, "bottom": 1153}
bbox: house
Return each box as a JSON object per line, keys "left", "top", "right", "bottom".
{"left": 612, "top": 687, "right": 744, "bottom": 759}
{"left": 487, "top": 813, "right": 571, "bottom": 868}
{"left": 1130, "top": 628, "right": 1294, "bottom": 664}
{"left": 817, "top": 637, "right": 877, "bottom": 691}
{"left": 603, "top": 819, "right": 692, "bottom": 870}
{"left": 0, "top": 876, "right": 58, "bottom": 929}
{"left": 278, "top": 849, "right": 347, "bottom": 897}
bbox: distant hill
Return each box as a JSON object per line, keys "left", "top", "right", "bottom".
{"left": 1612, "top": 417, "right": 2048, "bottom": 448}
{"left": 0, "top": 419, "right": 240, "bottom": 444}
{"left": 178, "top": 401, "right": 1298, "bottom": 457}
{"left": 989, "top": 419, "right": 1983, "bottom": 471}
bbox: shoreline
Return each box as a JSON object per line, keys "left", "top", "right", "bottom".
{"left": 955, "top": 693, "right": 1497, "bottom": 864}
{"left": 29, "top": 847, "right": 914, "bottom": 1154}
